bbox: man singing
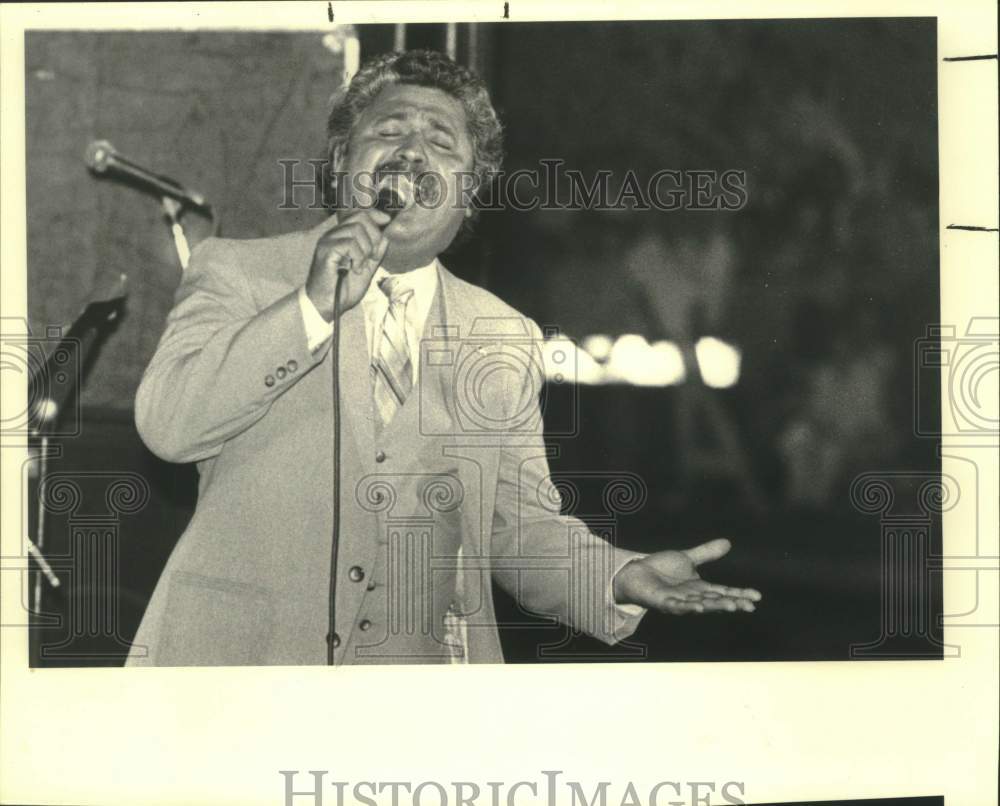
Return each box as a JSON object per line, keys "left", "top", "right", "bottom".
{"left": 128, "top": 49, "right": 761, "bottom": 666}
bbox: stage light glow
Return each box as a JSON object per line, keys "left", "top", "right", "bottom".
{"left": 543, "top": 334, "right": 740, "bottom": 387}
{"left": 696, "top": 336, "right": 741, "bottom": 388}
{"left": 649, "top": 340, "right": 688, "bottom": 386}
{"left": 606, "top": 334, "right": 660, "bottom": 385}
{"left": 32, "top": 397, "right": 59, "bottom": 423}
{"left": 580, "top": 334, "right": 614, "bottom": 363}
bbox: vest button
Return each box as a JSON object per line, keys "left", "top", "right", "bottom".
{"left": 359, "top": 619, "right": 372, "bottom": 631}
{"left": 264, "top": 374, "right": 275, "bottom": 387}
{"left": 348, "top": 565, "right": 364, "bottom": 582}
{"left": 375, "top": 450, "right": 386, "bottom": 463}
{"left": 287, "top": 359, "right": 298, "bottom": 372}
{"left": 327, "top": 631, "right": 341, "bottom": 648}
{"left": 366, "top": 580, "right": 376, "bottom": 591}
{"left": 276, "top": 366, "right": 287, "bottom": 380}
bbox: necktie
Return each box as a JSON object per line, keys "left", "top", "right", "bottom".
{"left": 372, "top": 275, "right": 414, "bottom": 430}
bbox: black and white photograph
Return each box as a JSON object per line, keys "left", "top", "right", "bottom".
{"left": 17, "top": 16, "right": 949, "bottom": 668}
{"left": 0, "top": 2, "right": 996, "bottom": 805}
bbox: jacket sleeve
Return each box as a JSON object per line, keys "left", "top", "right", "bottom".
{"left": 134, "top": 237, "right": 328, "bottom": 464}
{"left": 487, "top": 319, "right": 646, "bottom": 646}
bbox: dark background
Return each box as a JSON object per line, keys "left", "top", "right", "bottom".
{"left": 23, "top": 20, "right": 943, "bottom": 665}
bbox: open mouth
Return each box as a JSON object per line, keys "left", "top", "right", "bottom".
{"left": 374, "top": 162, "right": 417, "bottom": 211}
{"left": 373, "top": 163, "right": 444, "bottom": 212}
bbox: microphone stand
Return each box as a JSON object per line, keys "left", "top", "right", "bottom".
{"left": 28, "top": 279, "right": 128, "bottom": 618}
{"left": 161, "top": 196, "right": 191, "bottom": 270}
{"left": 86, "top": 140, "right": 218, "bottom": 267}
{"left": 160, "top": 195, "right": 220, "bottom": 270}
{"left": 30, "top": 435, "right": 61, "bottom": 614}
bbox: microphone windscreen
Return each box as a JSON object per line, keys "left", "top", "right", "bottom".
{"left": 375, "top": 187, "right": 404, "bottom": 218}
{"left": 85, "top": 140, "right": 115, "bottom": 172}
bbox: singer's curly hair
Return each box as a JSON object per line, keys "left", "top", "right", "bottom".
{"left": 324, "top": 49, "right": 503, "bottom": 225}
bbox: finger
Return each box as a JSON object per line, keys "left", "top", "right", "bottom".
{"left": 330, "top": 221, "right": 375, "bottom": 257}
{"left": 319, "top": 212, "right": 343, "bottom": 233}
{"left": 359, "top": 234, "right": 390, "bottom": 276}
{"left": 723, "top": 597, "right": 757, "bottom": 613}
{"left": 362, "top": 208, "right": 393, "bottom": 229}
{"left": 655, "top": 589, "right": 692, "bottom": 604}
{"left": 698, "top": 597, "right": 739, "bottom": 613}
{"left": 321, "top": 212, "right": 367, "bottom": 238}
{"left": 700, "top": 596, "right": 757, "bottom": 613}
{"left": 695, "top": 582, "right": 762, "bottom": 601}
{"left": 680, "top": 586, "right": 719, "bottom": 601}
{"left": 683, "top": 580, "right": 726, "bottom": 597}
{"left": 655, "top": 590, "right": 700, "bottom": 609}
{"left": 329, "top": 240, "right": 368, "bottom": 274}
{"left": 663, "top": 600, "right": 705, "bottom": 615}
{"left": 345, "top": 211, "right": 386, "bottom": 251}
{"left": 340, "top": 208, "right": 393, "bottom": 233}
{"left": 683, "top": 538, "right": 732, "bottom": 566}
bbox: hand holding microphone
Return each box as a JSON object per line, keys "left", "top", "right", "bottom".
{"left": 306, "top": 165, "right": 420, "bottom": 320}
{"left": 305, "top": 206, "right": 393, "bottom": 321}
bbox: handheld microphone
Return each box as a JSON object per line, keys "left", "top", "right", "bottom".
{"left": 375, "top": 187, "right": 405, "bottom": 217}
{"left": 85, "top": 140, "right": 210, "bottom": 210}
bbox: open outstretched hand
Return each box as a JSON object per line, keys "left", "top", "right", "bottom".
{"left": 612, "top": 538, "right": 762, "bottom": 614}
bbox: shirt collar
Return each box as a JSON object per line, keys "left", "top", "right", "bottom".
{"left": 366, "top": 259, "right": 439, "bottom": 305}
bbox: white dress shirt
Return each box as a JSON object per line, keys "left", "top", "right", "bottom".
{"left": 298, "top": 259, "right": 439, "bottom": 372}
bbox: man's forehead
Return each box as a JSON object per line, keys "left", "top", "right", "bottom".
{"left": 363, "top": 84, "right": 468, "bottom": 126}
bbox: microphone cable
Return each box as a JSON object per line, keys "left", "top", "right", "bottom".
{"left": 324, "top": 187, "right": 401, "bottom": 666}
{"left": 327, "top": 265, "right": 350, "bottom": 666}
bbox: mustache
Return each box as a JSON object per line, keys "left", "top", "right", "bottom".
{"left": 374, "top": 159, "right": 416, "bottom": 181}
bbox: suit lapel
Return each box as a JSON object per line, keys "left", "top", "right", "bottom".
{"left": 415, "top": 264, "right": 473, "bottom": 436}
{"left": 336, "top": 303, "right": 376, "bottom": 465}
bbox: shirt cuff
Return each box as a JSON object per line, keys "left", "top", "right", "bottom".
{"left": 298, "top": 286, "right": 334, "bottom": 352}
{"left": 609, "top": 553, "right": 649, "bottom": 638}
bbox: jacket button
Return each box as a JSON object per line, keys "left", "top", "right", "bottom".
{"left": 359, "top": 619, "right": 372, "bottom": 631}
{"left": 327, "top": 631, "right": 341, "bottom": 648}
{"left": 264, "top": 374, "right": 275, "bottom": 387}
{"left": 375, "top": 450, "right": 386, "bottom": 463}
{"left": 276, "top": 367, "right": 287, "bottom": 380}
{"left": 366, "top": 580, "right": 377, "bottom": 591}
{"left": 287, "top": 360, "right": 298, "bottom": 372}
{"left": 348, "top": 565, "right": 364, "bottom": 582}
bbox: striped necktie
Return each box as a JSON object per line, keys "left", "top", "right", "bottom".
{"left": 371, "top": 275, "right": 415, "bottom": 430}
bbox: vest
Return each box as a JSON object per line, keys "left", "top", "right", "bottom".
{"left": 335, "top": 282, "right": 464, "bottom": 664}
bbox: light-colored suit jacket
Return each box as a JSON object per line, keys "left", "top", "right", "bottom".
{"left": 127, "top": 218, "right": 643, "bottom": 665}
